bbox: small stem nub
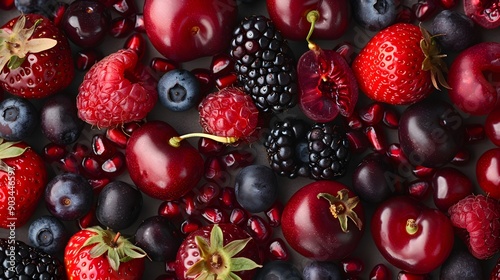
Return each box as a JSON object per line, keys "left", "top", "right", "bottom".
{"left": 306, "top": 10, "right": 320, "bottom": 51}
{"left": 169, "top": 133, "right": 238, "bottom": 147}
{"left": 406, "top": 219, "right": 418, "bottom": 235}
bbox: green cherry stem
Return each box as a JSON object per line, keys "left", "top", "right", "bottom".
{"left": 169, "top": 133, "right": 238, "bottom": 148}
{"left": 306, "top": 10, "right": 320, "bottom": 51}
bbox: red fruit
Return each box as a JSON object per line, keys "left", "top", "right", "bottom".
{"left": 0, "top": 140, "right": 47, "bottom": 228}
{"left": 486, "top": 108, "right": 500, "bottom": 146}
{"left": 77, "top": 48, "right": 158, "bottom": 128}
{"left": 476, "top": 148, "right": 500, "bottom": 199}
{"left": 124, "top": 33, "right": 146, "bottom": 59}
{"left": 64, "top": 227, "right": 146, "bottom": 280}
{"left": 0, "top": 0, "right": 14, "bottom": 9}
{"left": 150, "top": 57, "right": 178, "bottom": 73}
{"left": 126, "top": 121, "right": 204, "bottom": 201}
{"left": 412, "top": 0, "right": 439, "bottom": 21}
{"left": 352, "top": 23, "right": 448, "bottom": 105}
{"left": 464, "top": 0, "right": 500, "bottom": 29}
{"left": 370, "top": 263, "right": 391, "bottom": 280}
{"left": 109, "top": 17, "right": 134, "bottom": 38}
{"left": 74, "top": 49, "right": 102, "bottom": 71}
{"left": 281, "top": 181, "right": 364, "bottom": 261}
{"left": 174, "top": 223, "right": 262, "bottom": 280}
{"left": 198, "top": 87, "right": 259, "bottom": 142}
{"left": 371, "top": 195, "right": 454, "bottom": 274}
{"left": 143, "top": 0, "right": 238, "bottom": 62}
{"left": 448, "top": 194, "right": 500, "bottom": 259}
{"left": 298, "top": 47, "right": 359, "bottom": 123}
{"left": 0, "top": 14, "right": 74, "bottom": 98}
{"left": 431, "top": 167, "right": 474, "bottom": 211}
{"left": 266, "top": 238, "right": 289, "bottom": 261}
{"left": 158, "top": 201, "right": 182, "bottom": 219}
{"left": 439, "top": 0, "right": 457, "bottom": 9}
{"left": 341, "top": 257, "right": 364, "bottom": 276}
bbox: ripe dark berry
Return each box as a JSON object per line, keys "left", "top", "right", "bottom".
{"left": 28, "top": 215, "right": 68, "bottom": 255}
{"left": 439, "top": 248, "right": 484, "bottom": 280}
{"left": 351, "top": 0, "right": 398, "bottom": 31}
{"left": 432, "top": 10, "right": 476, "bottom": 52}
{"left": 303, "top": 260, "right": 343, "bottom": 280}
{"left": 234, "top": 164, "right": 278, "bottom": 213}
{"left": 0, "top": 96, "right": 37, "bottom": 141}
{"left": 40, "top": 94, "right": 85, "bottom": 145}
{"left": 134, "top": 216, "right": 182, "bottom": 262}
{"left": 254, "top": 260, "right": 302, "bottom": 280}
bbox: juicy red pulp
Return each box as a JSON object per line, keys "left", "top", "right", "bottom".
{"left": 465, "top": 0, "right": 500, "bottom": 29}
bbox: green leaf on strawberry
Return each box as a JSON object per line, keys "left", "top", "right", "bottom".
{"left": 0, "top": 138, "right": 27, "bottom": 172}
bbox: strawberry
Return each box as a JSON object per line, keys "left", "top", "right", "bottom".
{"left": 175, "top": 223, "right": 262, "bottom": 280}
{"left": 448, "top": 194, "right": 500, "bottom": 259}
{"left": 198, "top": 87, "right": 259, "bottom": 142}
{"left": 0, "top": 139, "right": 47, "bottom": 228}
{"left": 352, "top": 23, "right": 449, "bottom": 105}
{"left": 64, "top": 226, "right": 147, "bottom": 280}
{"left": 76, "top": 48, "right": 158, "bottom": 128}
{"left": 0, "top": 14, "right": 74, "bottom": 98}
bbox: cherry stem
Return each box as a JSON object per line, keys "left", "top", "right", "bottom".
{"left": 406, "top": 218, "right": 418, "bottom": 235}
{"left": 306, "top": 10, "right": 320, "bottom": 51}
{"left": 169, "top": 133, "right": 238, "bottom": 148}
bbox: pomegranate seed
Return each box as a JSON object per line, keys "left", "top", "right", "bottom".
{"left": 124, "top": 33, "right": 146, "bottom": 59}
{"left": 346, "top": 129, "right": 370, "bottom": 154}
{"left": 412, "top": 0, "right": 438, "bottom": 21}
{"left": 180, "top": 218, "right": 202, "bottom": 235}
{"left": 77, "top": 206, "right": 98, "bottom": 229}
{"left": 382, "top": 107, "right": 399, "bottom": 128}
{"left": 345, "top": 113, "right": 364, "bottom": 130}
{"left": 134, "top": 14, "right": 145, "bottom": 33}
{"left": 333, "top": 42, "right": 356, "bottom": 65}
{"left": 412, "top": 165, "right": 434, "bottom": 178}
{"left": 267, "top": 238, "right": 289, "bottom": 261}
{"left": 82, "top": 156, "right": 103, "bottom": 179}
{"left": 439, "top": 0, "right": 457, "bottom": 9}
{"left": 210, "top": 53, "right": 235, "bottom": 78}
{"left": 158, "top": 201, "right": 182, "bottom": 219}
{"left": 196, "top": 182, "right": 221, "bottom": 207}
{"left": 451, "top": 148, "right": 470, "bottom": 165}
{"left": 359, "top": 102, "right": 384, "bottom": 125}
{"left": 198, "top": 138, "right": 226, "bottom": 156}
{"left": 365, "top": 125, "right": 387, "bottom": 153}
{"left": 220, "top": 150, "right": 255, "bottom": 170}
{"left": 204, "top": 156, "right": 230, "bottom": 185}
{"left": 109, "top": 17, "right": 134, "bottom": 38}
{"left": 75, "top": 49, "right": 102, "bottom": 71}
{"left": 386, "top": 143, "right": 409, "bottom": 166}
{"left": 88, "top": 177, "right": 110, "bottom": 194}
{"left": 370, "top": 263, "right": 391, "bottom": 280}
{"left": 341, "top": 257, "right": 364, "bottom": 276}
{"left": 60, "top": 154, "right": 81, "bottom": 173}
{"left": 219, "top": 187, "right": 238, "bottom": 209}
{"left": 215, "top": 73, "right": 238, "bottom": 89}
{"left": 112, "top": 0, "right": 137, "bottom": 16}
{"left": 182, "top": 192, "right": 198, "bottom": 216}
{"left": 101, "top": 152, "right": 126, "bottom": 176}
{"left": 92, "top": 134, "right": 117, "bottom": 159}
{"left": 465, "top": 123, "right": 485, "bottom": 142}
{"left": 246, "top": 215, "right": 272, "bottom": 242}
{"left": 123, "top": 121, "right": 144, "bottom": 136}
{"left": 106, "top": 127, "right": 128, "bottom": 148}
{"left": 265, "top": 202, "right": 282, "bottom": 227}
{"left": 407, "top": 179, "right": 430, "bottom": 199}
{"left": 192, "top": 68, "right": 215, "bottom": 96}
{"left": 229, "top": 208, "right": 247, "bottom": 226}
{"left": 71, "top": 143, "right": 90, "bottom": 161}
{"left": 150, "top": 57, "right": 177, "bottom": 73}
{"left": 43, "top": 143, "right": 66, "bottom": 162}
{"left": 0, "top": 0, "right": 14, "bottom": 10}
{"left": 201, "top": 207, "right": 228, "bottom": 224}
{"left": 397, "top": 271, "right": 430, "bottom": 280}
{"left": 396, "top": 5, "right": 415, "bottom": 23}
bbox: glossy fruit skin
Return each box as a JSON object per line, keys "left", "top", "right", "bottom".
{"left": 302, "top": 260, "right": 343, "bottom": 280}
{"left": 41, "top": 94, "right": 84, "bottom": 145}
{"left": 352, "top": 152, "right": 396, "bottom": 204}
{"left": 298, "top": 48, "right": 358, "bottom": 123}
{"left": 28, "top": 215, "right": 68, "bottom": 255}
{"left": 158, "top": 69, "right": 200, "bottom": 112}
{"left": 371, "top": 195, "right": 454, "bottom": 274}
{"left": 234, "top": 165, "right": 278, "bottom": 213}
{"left": 134, "top": 216, "right": 182, "bottom": 262}
{"left": 143, "top": 0, "right": 238, "bottom": 62}
{"left": 439, "top": 248, "right": 484, "bottom": 280}
{"left": 464, "top": 0, "right": 500, "bottom": 29}
{"left": 351, "top": 0, "right": 398, "bottom": 31}
{"left": 281, "top": 180, "right": 364, "bottom": 261}
{"left": 126, "top": 120, "right": 204, "bottom": 201}
{"left": 0, "top": 97, "right": 37, "bottom": 141}
{"left": 476, "top": 148, "right": 500, "bottom": 199}
{"left": 254, "top": 260, "right": 302, "bottom": 280}
{"left": 266, "top": 0, "right": 350, "bottom": 41}
{"left": 448, "top": 42, "right": 500, "bottom": 115}
{"left": 0, "top": 14, "right": 74, "bottom": 98}
{"left": 432, "top": 9, "right": 476, "bottom": 52}
{"left": 485, "top": 108, "right": 500, "bottom": 146}
{"left": 96, "top": 181, "right": 143, "bottom": 231}
{"left": 398, "top": 98, "right": 464, "bottom": 167}
{"left": 431, "top": 167, "right": 474, "bottom": 211}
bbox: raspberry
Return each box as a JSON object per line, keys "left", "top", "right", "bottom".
{"left": 448, "top": 194, "right": 500, "bottom": 259}
{"left": 198, "top": 87, "right": 259, "bottom": 141}
{"left": 77, "top": 49, "right": 158, "bottom": 128}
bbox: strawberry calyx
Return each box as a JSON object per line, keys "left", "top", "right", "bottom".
{"left": 317, "top": 189, "right": 363, "bottom": 233}
{"left": 0, "top": 138, "right": 27, "bottom": 172}
{"left": 419, "top": 25, "right": 451, "bottom": 90}
{"left": 80, "top": 226, "right": 147, "bottom": 271}
{"left": 0, "top": 14, "right": 57, "bottom": 71}
{"left": 186, "top": 224, "right": 262, "bottom": 280}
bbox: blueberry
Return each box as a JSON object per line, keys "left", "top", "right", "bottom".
{"left": 234, "top": 164, "right": 278, "bottom": 213}
{"left": 0, "top": 97, "right": 38, "bottom": 141}
{"left": 45, "top": 173, "right": 93, "bottom": 221}
{"left": 440, "top": 248, "right": 484, "bottom": 280}
{"left": 432, "top": 10, "right": 477, "bottom": 52}
{"left": 352, "top": 0, "right": 398, "bottom": 31}
{"left": 41, "top": 94, "right": 85, "bottom": 145}
{"left": 28, "top": 215, "right": 68, "bottom": 254}
{"left": 134, "top": 216, "right": 182, "bottom": 262}
{"left": 157, "top": 69, "right": 200, "bottom": 112}
{"left": 303, "top": 261, "right": 343, "bottom": 280}
{"left": 254, "top": 260, "right": 302, "bottom": 280}
{"left": 15, "top": 0, "right": 60, "bottom": 19}
{"left": 96, "top": 181, "right": 143, "bottom": 231}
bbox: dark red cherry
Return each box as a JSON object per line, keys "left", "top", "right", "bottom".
{"left": 485, "top": 108, "right": 500, "bottom": 146}
{"left": 431, "top": 167, "right": 474, "bottom": 211}
{"left": 109, "top": 16, "right": 134, "bottom": 38}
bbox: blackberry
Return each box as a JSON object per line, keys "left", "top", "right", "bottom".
{"left": 230, "top": 15, "right": 298, "bottom": 113}
{"left": 307, "top": 123, "right": 350, "bottom": 180}
{"left": 0, "top": 238, "right": 65, "bottom": 279}
{"left": 264, "top": 118, "right": 311, "bottom": 178}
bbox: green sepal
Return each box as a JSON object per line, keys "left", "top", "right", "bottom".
{"left": 230, "top": 257, "right": 262, "bottom": 272}
{"left": 7, "top": 55, "right": 24, "bottom": 69}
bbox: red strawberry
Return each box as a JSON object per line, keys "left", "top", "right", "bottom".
{"left": 448, "top": 194, "right": 500, "bottom": 259}
{"left": 492, "top": 257, "right": 500, "bottom": 280}
{"left": 77, "top": 48, "right": 158, "bottom": 128}
{"left": 175, "top": 223, "right": 262, "bottom": 280}
{"left": 64, "top": 226, "right": 146, "bottom": 280}
{"left": 0, "top": 14, "right": 74, "bottom": 98}
{"left": 0, "top": 139, "right": 47, "bottom": 228}
{"left": 198, "top": 87, "right": 259, "bottom": 142}
{"left": 352, "top": 23, "right": 449, "bottom": 105}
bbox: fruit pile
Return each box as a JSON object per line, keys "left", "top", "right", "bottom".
{"left": 1, "top": 0, "right": 500, "bottom": 279}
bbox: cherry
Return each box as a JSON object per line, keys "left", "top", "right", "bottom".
{"left": 476, "top": 148, "right": 500, "bottom": 199}
{"left": 485, "top": 108, "right": 500, "bottom": 146}
{"left": 464, "top": 0, "right": 500, "bottom": 29}
{"left": 431, "top": 167, "right": 474, "bottom": 211}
